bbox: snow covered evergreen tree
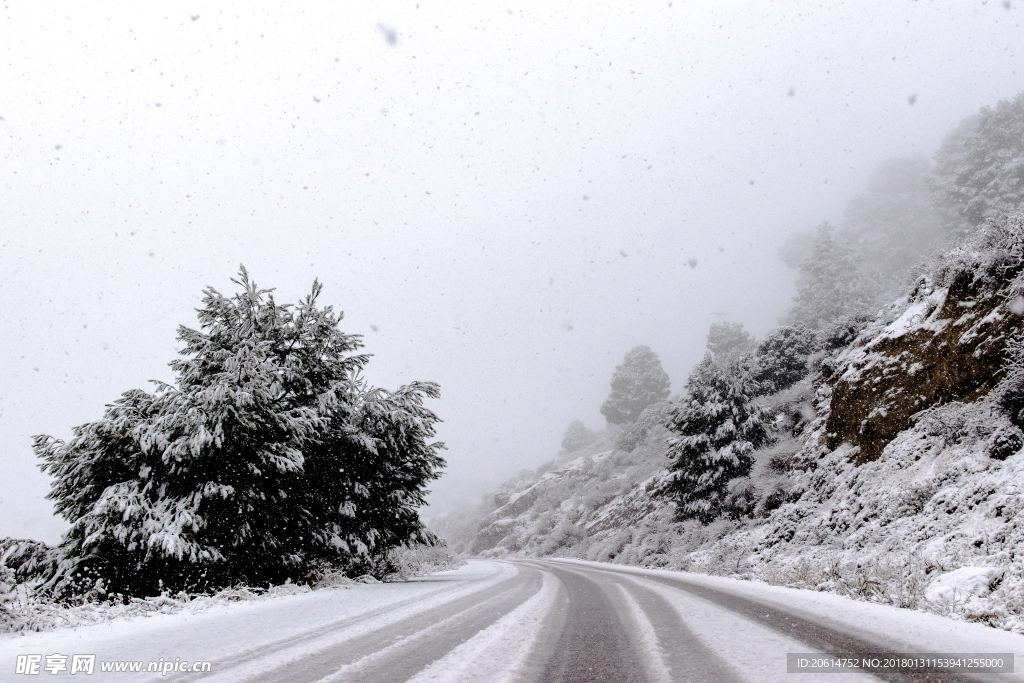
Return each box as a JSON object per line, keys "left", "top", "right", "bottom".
{"left": 663, "top": 356, "right": 771, "bottom": 523}
{"left": 600, "top": 346, "right": 671, "bottom": 425}
{"left": 751, "top": 324, "right": 817, "bottom": 395}
{"left": 34, "top": 268, "right": 444, "bottom": 598}
{"left": 932, "top": 91, "right": 1024, "bottom": 235}
{"left": 788, "top": 224, "right": 878, "bottom": 330}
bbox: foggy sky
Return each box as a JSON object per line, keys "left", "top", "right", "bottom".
{"left": 1, "top": 1, "right": 1022, "bottom": 541}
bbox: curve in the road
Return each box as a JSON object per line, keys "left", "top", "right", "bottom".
{"left": 551, "top": 560, "right": 986, "bottom": 683}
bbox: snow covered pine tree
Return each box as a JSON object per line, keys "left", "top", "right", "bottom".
{"left": 33, "top": 268, "right": 444, "bottom": 598}
{"left": 750, "top": 323, "right": 818, "bottom": 394}
{"left": 663, "top": 355, "right": 771, "bottom": 523}
{"left": 600, "top": 345, "right": 671, "bottom": 425}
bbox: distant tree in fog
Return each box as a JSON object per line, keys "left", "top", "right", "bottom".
{"left": 705, "top": 321, "right": 756, "bottom": 363}
{"left": 788, "top": 224, "right": 877, "bottom": 330}
{"left": 932, "top": 91, "right": 1024, "bottom": 234}
{"left": 614, "top": 400, "right": 672, "bottom": 452}
{"left": 843, "top": 156, "right": 946, "bottom": 298}
{"left": 600, "top": 346, "right": 671, "bottom": 425}
{"left": 561, "top": 420, "right": 596, "bottom": 452}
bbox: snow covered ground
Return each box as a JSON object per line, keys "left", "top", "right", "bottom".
{"left": 2, "top": 559, "right": 1022, "bottom": 681}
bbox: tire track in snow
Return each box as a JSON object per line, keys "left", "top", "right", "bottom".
{"left": 610, "top": 582, "right": 674, "bottom": 683}
{"left": 184, "top": 561, "right": 518, "bottom": 682}
{"left": 527, "top": 560, "right": 739, "bottom": 683}
{"left": 404, "top": 569, "right": 561, "bottom": 682}
{"left": 610, "top": 578, "right": 741, "bottom": 683}
{"left": 609, "top": 570, "right": 839, "bottom": 683}
{"left": 305, "top": 564, "right": 544, "bottom": 683}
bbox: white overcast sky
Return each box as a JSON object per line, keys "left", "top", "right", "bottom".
{"left": 1, "top": 1, "right": 1022, "bottom": 541}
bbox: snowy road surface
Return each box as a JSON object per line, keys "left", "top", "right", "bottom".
{"left": 2, "top": 559, "right": 1023, "bottom": 682}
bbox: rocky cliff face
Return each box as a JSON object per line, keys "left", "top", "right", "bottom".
{"left": 825, "top": 272, "right": 1022, "bottom": 462}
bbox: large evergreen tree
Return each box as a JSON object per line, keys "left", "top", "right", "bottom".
{"left": 663, "top": 356, "right": 770, "bottom": 523}
{"left": 600, "top": 346, "right": 671, "bottom": 425}
{"left": 34, "top": 268, "right": 444, "bottom": 598}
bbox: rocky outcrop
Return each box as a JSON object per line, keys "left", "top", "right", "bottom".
{"left": 824, "top": 271, "right": 1022, "bottom": 462}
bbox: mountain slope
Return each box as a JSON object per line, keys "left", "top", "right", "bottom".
{"left": 455, "top": 215, "right": 1024, "bottom": 633}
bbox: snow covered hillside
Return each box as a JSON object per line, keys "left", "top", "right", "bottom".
{"left": 452, "top": 215, "right": 1024, "bottom": 634}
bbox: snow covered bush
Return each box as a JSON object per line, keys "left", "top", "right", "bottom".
{"left": 994, "top": 325, "right": 1024, "bottom": 428}
{"left": 384, "top": 542, "right": 462, "bottom": 580}
{"left": 0, "top": 538, "right": 56, "bottom": 584}
{"left": 33, "top": 268, "right": 445, "bottom": 599}
{"left": 721, "top": 476, "right": 758, "bottom": 520}
{"left": 0, "top": 562, "right": 18, "bottom": 631}
{"left": 663, "top": 356, "right": 771, "bottom": 523}
{"left": 600, "top": 345, "right": 671, "bottom": 425}
{"left": 817, "top": 313, "right": 875, "bottom": 354}
{"left": 931, "top": 211, "right": 1024, "bottom": 290}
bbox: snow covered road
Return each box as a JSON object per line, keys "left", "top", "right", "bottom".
{"left": 2, "top": 559, "right": 1023, "bottom": 682}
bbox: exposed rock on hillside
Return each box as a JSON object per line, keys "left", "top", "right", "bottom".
{"left": 826, "top": 215, "right": 1024, "bottom": 463}
{"left": 826, "top": 273, "right": 1022, "bottom": 462}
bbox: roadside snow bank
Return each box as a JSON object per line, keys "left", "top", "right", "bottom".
{"left": 925, "top": 567, "right": 1004, "bottom": 603}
